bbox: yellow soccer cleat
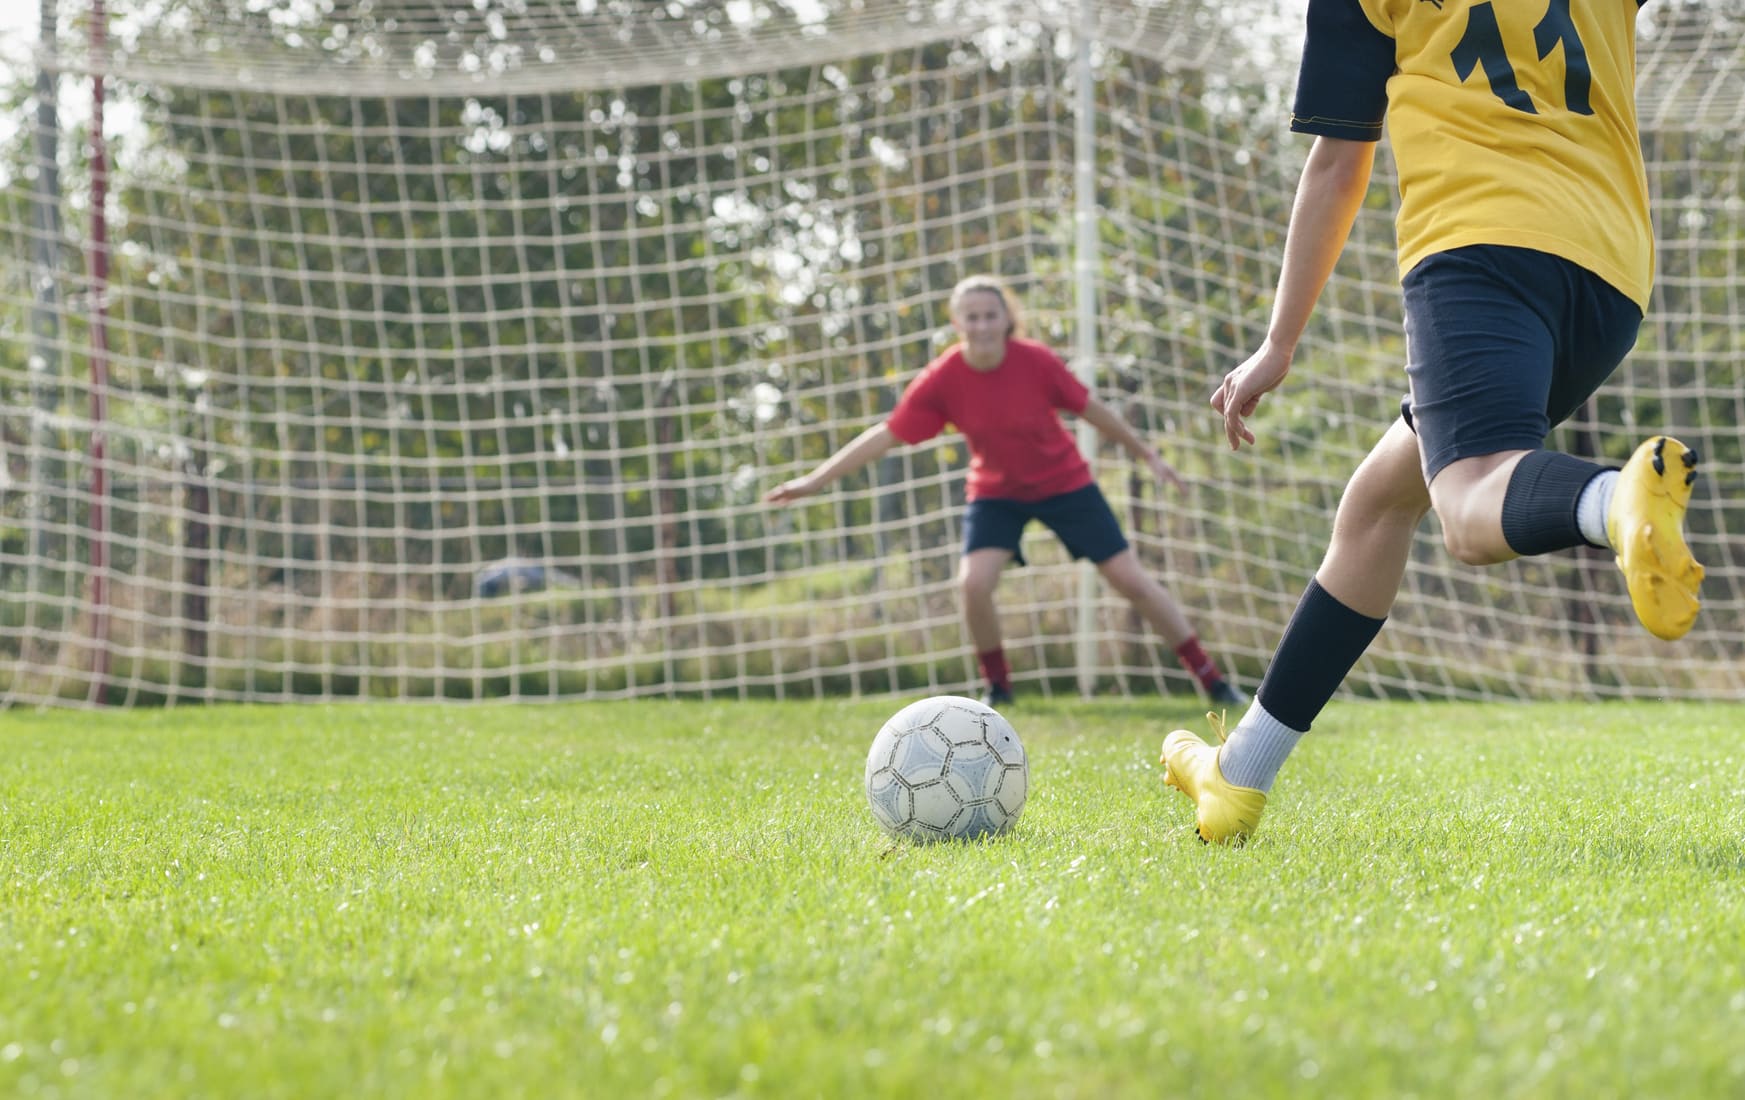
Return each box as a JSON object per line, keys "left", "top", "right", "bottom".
{"left": 1160, "top": 711, "right": 1266, "bottom": 846}
{"left": 1608, "top": 436, "right": 1704, "bottom": 641}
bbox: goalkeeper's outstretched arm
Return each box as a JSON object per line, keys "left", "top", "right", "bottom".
{"left": 1078, "top": 395, "right": 1186, "bottom": 492}
{"left": 763, "top": 422, "right": 900, "bottom": 504}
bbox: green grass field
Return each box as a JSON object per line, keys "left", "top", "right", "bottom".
{"left": 4, "top": 699, "right": 1743, "bottom": 1099}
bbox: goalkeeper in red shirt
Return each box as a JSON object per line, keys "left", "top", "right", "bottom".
{"left": 765, "top": 275, "right": 1243, "bottom": 708}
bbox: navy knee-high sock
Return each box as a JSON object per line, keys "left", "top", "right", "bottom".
{"left": 1499, "top": 450, "right": 1610, "bottom": 556}
{"left": 1254, "top": 579, "right": 1387, "bottom": 734}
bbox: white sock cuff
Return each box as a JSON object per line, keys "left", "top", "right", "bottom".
{"left": 1219, "top": 700, "right": 1306, "bottom": 793}
{"left": 1238, "top": 699, "right": 1305, "bottom": 741}
{"left": 1576, "top": 468, "right": 1619, "bottom": 549}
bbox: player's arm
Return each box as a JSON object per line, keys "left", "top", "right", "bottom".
{"left": 1213, "top": 137, "right": 1377, "bottom": 447}
{"left": 763, "top": 422, "right": 900, "bottom": 504}
{"left": 1212, "top": 0, "right": 1391, "bottom": 451}
{"left": 1078, "top": 395, "right": 1186, "bottom": 491}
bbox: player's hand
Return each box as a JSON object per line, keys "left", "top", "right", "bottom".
{"left": 763, "top": 476, "right": 819, "bottom": 505}
{"left": 1211, "top": 344, "right": 1293, "bottom": 451}
{"left": 1146, "top": 451, "right": 1188, "bottom": 493}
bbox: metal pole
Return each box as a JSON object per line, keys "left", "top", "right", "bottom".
{"left": 31, "top": 0, "right": 63, "bottom": 554}
{"left": 1071, "top": 0, "right": 1099, "bottom": 697}
{"left": 86, "top": 0, "right": 112, "bottom": 705}
{"left": 32, "top": 0, "right": 63, "bottom": 402}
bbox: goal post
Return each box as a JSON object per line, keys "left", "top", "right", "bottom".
{"left": 0, "top": 0, "right": 1740, "bottom": 706}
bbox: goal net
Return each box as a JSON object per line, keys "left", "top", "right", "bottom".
{"left": 1, "top": 0, "right": 1740, "bottom": 705}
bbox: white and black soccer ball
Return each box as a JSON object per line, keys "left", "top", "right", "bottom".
{"left": 864, "top": 695, "right": 1028, "bottom": 843}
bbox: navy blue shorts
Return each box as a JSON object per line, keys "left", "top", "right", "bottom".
{"left": 962, "top": 482, "right": 1129, "bottom": 566}
{"left": 1400, "top": 244, "right": 1642, "bottom": 481}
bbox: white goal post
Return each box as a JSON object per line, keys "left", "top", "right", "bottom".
{"left": 0, "top": 0, "right": 1741, "bottom": 705}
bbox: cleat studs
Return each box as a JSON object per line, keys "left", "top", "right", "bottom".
{"left": 1683, "top": 449, "right": 1699, "bottom": 468}
{"left": 1653, "top": 454, "right": 1665, "bottom": 475}
{"left": 1653, "top": 437, "right": 1666, "bottom": 457}
{"left": 1685, "top": 470, "right": 1697, "bottom": 487}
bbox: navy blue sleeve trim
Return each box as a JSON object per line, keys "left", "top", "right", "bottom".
{"left": 1289, "top": 114, "right": 1385, "bottom": 141}
{"left": 1291, "top": 0, "right": 1394, "bottom": 143}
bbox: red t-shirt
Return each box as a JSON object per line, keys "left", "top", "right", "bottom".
{"left": 885, "top": 338, "right": 1092, "bottom": 502}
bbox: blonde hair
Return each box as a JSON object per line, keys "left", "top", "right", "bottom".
{"left": 948, "top": 274, "right": 1023, "bottom": 339}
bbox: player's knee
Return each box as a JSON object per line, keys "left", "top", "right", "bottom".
{"left": 1341, "top": 456, "right": 1430, "bottom": 529}
{"left": 1428, "top": 452, "right": 1522, "bottom": 566}
{"left": 1339, "top": 487, "right": 1428, "bottom": 535}
{"left": 1440, "top": 525, "right": 1490, "bottom": 566}
{"left": 957, "top": 567, "right": 999, "bottom": 602}
{"left": 1095, "top": 557, "right": 1149, "bottom": 600}
{"left": 1437, "top": 509, "right": 1508, "bottom": 566}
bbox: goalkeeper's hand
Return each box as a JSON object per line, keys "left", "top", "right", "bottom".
{"left": 763, "top": 476, "right": 820, "bottom": 505}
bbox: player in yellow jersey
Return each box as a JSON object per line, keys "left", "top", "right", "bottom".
{"left": 1160, "top": 0, "right": 1706, "bottom": 844}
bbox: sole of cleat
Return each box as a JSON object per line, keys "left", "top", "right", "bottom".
{"left": 1609, "top": 436, "right": 1704, "bottom": 641}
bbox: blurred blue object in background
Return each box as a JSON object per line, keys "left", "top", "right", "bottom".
{"left": 474, "top": 558, "right": 581, "bottom": 598}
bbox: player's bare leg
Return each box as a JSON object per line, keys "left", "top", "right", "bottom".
{"left": 957, "top": 548, "right": 1010, "bottom": 652}
{"left": 1097, "top": 548, "right": 1243, "bottom": 703}
{"left": 1426, "top": 449, "right": 1533, "bottom": 567}
{"left": 958, "top": 548, "right": 1015, "bottom": 704}
{"left": 1096, "top": 549, "right": 1193, "bottom": 648}
{"left": 1318, "top": 419, "right": 1434, "bottom": 616}
{"left": 1428, "top": 436, "right": 1703, "bottom": 639}
{"left": 1163, "top": 419, "right": 1429, "bottom": 843}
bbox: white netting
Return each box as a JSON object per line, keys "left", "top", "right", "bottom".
{"left": 0, "top": 0, "right": 1740, "bottom": 705}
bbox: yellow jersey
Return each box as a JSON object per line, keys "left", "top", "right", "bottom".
{"left": 1291, "top": 0, "right": 1654, "bottom": 309}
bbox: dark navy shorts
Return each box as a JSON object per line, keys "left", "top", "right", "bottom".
{"left": 1400, "top": 244, "right": 1642, "bottom": 482}
{"left": 962, "top": 482, "right": 1129, "bottom": 566}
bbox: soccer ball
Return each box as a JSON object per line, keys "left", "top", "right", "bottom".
{"left": 864, "top": 695, "right": 1028, "bottom": 843}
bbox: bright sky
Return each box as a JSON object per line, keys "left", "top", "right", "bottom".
{"left": 1, "top": 1, "right": 36, "bottom": 60}
{"left": 0, "top": 0, "right": 1312, "bottom": 165}
{"left": 0, "top": 3, "right": 39, "bottom": 158}
{"left": 0, "top": 2, "right": 146, "bottom": 177}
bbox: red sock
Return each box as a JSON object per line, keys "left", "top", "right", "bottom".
{"left": 1174, "top": 637, "right": 1223, "bottom": 690}
{"left": 977, "top": 647, "right": 1011, "bottom": 691}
